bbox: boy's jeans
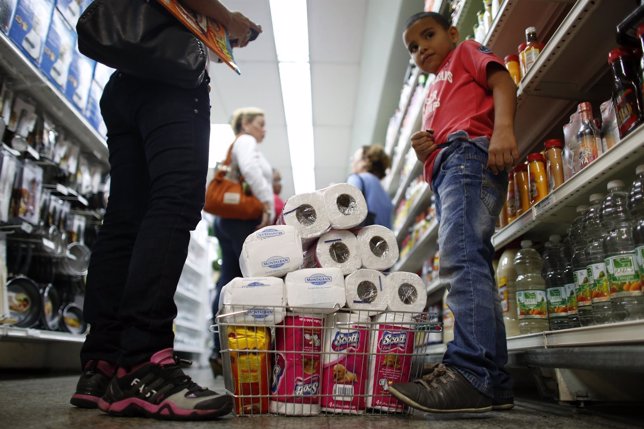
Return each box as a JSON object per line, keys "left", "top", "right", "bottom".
{"left": 432, "top": 133, "right": 512, "bottom": 400}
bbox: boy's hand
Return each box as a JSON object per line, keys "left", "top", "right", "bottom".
{"left": 487, "top": 124, "right": 519, "bottom": 175}
{"left": 228, "top": 12, "right": 262, "bottom": 47}
{"left": 411, "top": 130, "right": 437, "bottom": 163}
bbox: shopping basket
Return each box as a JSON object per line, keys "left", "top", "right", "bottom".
{"left": 214, "top": 306, "right": 442, "bottom": 416}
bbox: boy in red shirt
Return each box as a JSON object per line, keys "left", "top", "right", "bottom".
{"left": 388, "top": 12, "right": 519, "bottom": 413}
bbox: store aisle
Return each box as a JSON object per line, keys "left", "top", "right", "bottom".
{"left": 0, "top": 367, "right": 641, "bottom": 429}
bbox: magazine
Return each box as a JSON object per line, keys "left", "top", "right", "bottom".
{"left": 156, "top": 0, "right": 240, "bottom": 74}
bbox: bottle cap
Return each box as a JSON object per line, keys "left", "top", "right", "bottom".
{"left": 518, "top": 42, "right": 527, "bottom": 53}
{"left": 637, "top": 164, "right": 644, "bottom": 176}
{"left": 637, "top": 23, "right": 644, "bottom": 38}
{"left": 577, "top": 101, "right": 592, "bottom": 113}
{"left": 576, "top": 205, "right": 588, "bottom": 213}
{"left": 527, "top": 153, "right": 545, "bottom": 163}
{"left": 520, "top": 240, "right": 533, "bottom": 248}
{"left": 549, "top": 234, "right": 561, "bottom": 243}
{"left": 513, "top": 162, "right": 528, "bottom": 172}
{"left": 589, "top": 193, "right": 605, "bottom": 203}
{"left": 504, "top": 54, "right": 519, "bottom": 63}
{"left": 607, "top": 179, "right": 624, "bottom": 191}
{"left": 544, "top": 139, "right": 563, "bottom": 149}
{"left": 608, "top": 47, "right": 629, "bottom": 64}
{"left": 525, "top": 26, "right": 537, "bottom": 36}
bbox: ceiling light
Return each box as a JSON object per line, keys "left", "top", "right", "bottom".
{"left": 270, "top": 0, "right": 316, "bottom": 193}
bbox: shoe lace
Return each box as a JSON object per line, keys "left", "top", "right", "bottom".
{"left": 162, "top": 355, "right": 210, "bottom": 395}
{"left": 419, "top": 363, "right": 456, "bottom": 388}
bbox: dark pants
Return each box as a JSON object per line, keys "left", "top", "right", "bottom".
{"left": 211, "top": 216, "right": 259, "bottom": 356}
{"left": 80, "top": 72, "right": 210, "bottom": 367}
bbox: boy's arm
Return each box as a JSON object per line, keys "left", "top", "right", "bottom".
{"left": 487, "top": 63, "right": 519, "bottom": 175}
{"left": 179, "top": 0, "right": 261, "bottom": 47}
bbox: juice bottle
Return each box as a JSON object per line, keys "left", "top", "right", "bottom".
{"left": 514, "top": 162, "right": 531, "bottom": 215}
{"left": 514, "top": 240, "right": 548, "bottom": 334}
{"left": 608, "top": 48, "right": 643, "bottom": 138}
{"left": 627, "top": 164, "right": 644, "bottom": 320}
{"left": 523, "top": 27, "right": 544, "bottom": 73}
{"left": 576, "top": 102, "right": 602, "bottom": 169}
{"left": 542, "top": 235, "right": 572, "bottom": 330}
{"left": 496, "top": 246, "right": 520, "bottom": 336}
{"left": 569, "top": 204, "right": 592, "bottom": 326}
{"left": 544, "top": 139, "right": 565, "bottom": 191}
{"left": 506, "top": 169, "right": 517, "bottom": 222}
{"left": 527, "top": 153, "right": 548, "bottom": 205}
{"left": 504, "top": 54, "right": 521, "bottom": 86}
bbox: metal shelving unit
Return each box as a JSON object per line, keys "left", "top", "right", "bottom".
{"left": 393, "top": 219, "right": 438, "bottom": 273}
{"left": 0, "top": 326, "right": 84, "bottom": 343}
{"left": 392, "top": 159, "right": 422, "bottom": 210}
{"left": 394, "top": 184, "right": 431, "bottom": 243}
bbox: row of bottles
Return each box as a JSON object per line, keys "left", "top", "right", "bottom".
{"left": 496, "top": 164, "right": 644, "bottom": 335}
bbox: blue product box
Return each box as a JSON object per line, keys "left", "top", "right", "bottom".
{"left": 40, "top": 9, "right": 75, "bottom": 91}
{"left": 56, "top": 0, "right": 90, "bottom": 27}
{"left": 0, "top": 0, "right": 18, "bottom": 34}
{"left": 84, "top": 79, "right": 102, "bottom": 130}
{"left": 65, "top": 45, "right": 94, "bottom": 112}
{"left": 8, "top": 0, "right": 55, "bottom": 64}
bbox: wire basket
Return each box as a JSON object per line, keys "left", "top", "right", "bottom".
{"left": 214, "top": 306, "right": 442, "bottom": 416}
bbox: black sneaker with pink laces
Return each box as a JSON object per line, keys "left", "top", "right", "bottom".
{"left": 70, "top": 360, "right": 116, "bottom": 408}
{"left": 97, "top": 348, "right": 233, "bottom": 420}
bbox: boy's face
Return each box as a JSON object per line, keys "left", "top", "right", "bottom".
{"left": 403, "top": 17, "right": 459, "bottom": 74}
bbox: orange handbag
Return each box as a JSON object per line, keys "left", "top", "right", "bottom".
{"left": 204, "top": 143, "right": 264, "bottom": 219}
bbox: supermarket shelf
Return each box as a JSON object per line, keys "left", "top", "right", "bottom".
{"left": 507, "top": 332, "right": 546, "bottom": 351}
{"left": 0, "top": 326, "right": 85, "bottom": 343}
{"left": 394, "top": 184, "right": 431, "bottom": 243}
{"left": 385, "top": 101, "right": 424, "bottom": 195}
{"left": 453, "top": 0, "right": 481, "bottom": 36}
{"left": 544, "top": 319, "right": 644, "bottom": 348}
{"left": 425, "top": 278, "right": 446, "bottom": 296}
{"left": 393, "top": 219, "right": 439, "bottom": 273}
{"left": 492, "top": 123, "right": 644, "bottom": 249}
{"left": 392, "top": 159, "right": 422, "bottom": 209}
{"left": 0, "top": 32, "right": 108, "bottom": 165}
{"left": 514, "top": 0, "right": 633, "bottom": 158}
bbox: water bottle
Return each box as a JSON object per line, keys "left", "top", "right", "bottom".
{"left": 584, "top": 192, "right": 612, "bottom": 325}
{"left": 570, "top": 204, "right": 594, "bottom": 326}
{"left": 626, "top": 166, "right": 644, "bottom": 320}
{"left": 542, "top": 235, "right": 576, "bottom": 330}
{"left": 514, "top": 240, "right": 548, "bottom": 334}
{"left": 496, "top": 246, "right": 521, "bottom": 337}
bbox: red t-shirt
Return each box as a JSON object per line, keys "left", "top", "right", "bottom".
{"left": 422, "top": 40, "right": 504, "bottom": 183}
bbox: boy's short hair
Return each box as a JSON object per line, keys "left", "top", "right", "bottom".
{"left": 405, "top": 11, "right": 451, "bottom": 31}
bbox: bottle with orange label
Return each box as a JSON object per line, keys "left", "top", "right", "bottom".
{"left": 544, "top": 139, "right": 565, "bottom": 192}
{"left": 522, "top": 26, "right": 544, "bottom": 74}
{"left": 504, "top": 54, "right": 521, "bottom": 86}
{"left": 506, "top": 168, "right": 517, "bottom": 222}
{"left": 527, "top": 153, "right": 549, "bottom": 205}
{"left": 514, "top": 162, "right": 531, "bottom": 215}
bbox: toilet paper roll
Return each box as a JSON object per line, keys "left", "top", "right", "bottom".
{"left": 320, "top": 183, "right": 368, "bottom": 229}
{"left": 320, "top": 312, "right": 371, "bottom": 414}
{"left": 356, "top": 225, "right": 399, "bottom": 271}
{"left": 385, "top": 271, "right": 428, "bottom": 314}
{"left": 217, "top": 276, "right": 286, "bottom": 325}
{"left": 345, "top": 269, "right": 389, "bottom": 315}
{"left": 239, "top": 225, "right": 303, "bottom": 278}
{"left": 311, "top": 230, "right": 361, "bottom": 275}
{"left": 281, "top": 192, "right": 331, "bottom": 243}
{"left": 285, "top": 268, "right": 346, "bottom": 314}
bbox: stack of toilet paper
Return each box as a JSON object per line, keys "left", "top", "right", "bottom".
{"left": 285, "top": 268, "right": 346, "bottom": 314}
{"left": 218, "top": 276, "right": 286, "bottom": 325}
{"left": 239, "top": 225, "right": 304, "bottom": 278}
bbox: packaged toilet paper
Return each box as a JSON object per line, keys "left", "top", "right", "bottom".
{"left": 365, "top": 313, "right": 416, "bottom": 412}
{"left": 320, "top": 183, "right": 368, "bottom": 229}
{"left": 356, "top": 225, "right": 399, "bottom": 271}
{"left": 320, "top": 312, "right": 371, "bottom": 414}
{"left": 270, "top": 314, "right": 325, "bottom": 415}
{"left": 280, "top": 192, "right": 331, "bottom": 245}
{"left": 218, "top": 277, "right": 286, "bottom": 325}
{"left": 304, "top": 230, "right": 362, "bottom": 275}
{"left": 345, "top": 269, "right": 389, "bottom": 315}
{"left": 385, "top": 271, "right": 428, "bottom": 314}
{"left": 239, "top": 225, "right": 303, "bottom": 278}
{"left": 285, "top": 268, "right": 346, "bottom": 314}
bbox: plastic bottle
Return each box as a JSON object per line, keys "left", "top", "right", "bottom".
{"left": 570, "top": 204, "right": 594, "bottom": 326}
{"left": 527, "top": 153, "right": 549, "bottom": 205}
{"left": 601, "top": 178, "right": 643, "bottom": 322}
{"left": 542, "top": 235, "right": 573, "bottom": 330}
{"left": 514, "top": 240, "right": 548, "bottom": 334}
{"left": 544, "top": 139, "right": 565, "bottom": 192}
{"left": 584, "top": 192, "right": 612, "bottom": 325}
{"left": 627, "top": 164, "right": 644, "bottom": 320}
{"left": 608, "top": 48, "right": 643, "bottom": 138}
{"left": 523, "top": 27, "right": 544, "bottom": 73}
{"left": 506, "top": 169, "right": 517, "bottom": 222}
{"left": 496, "top": 246, "right": 521, "bottom": 337}
{"left": 637, "top": 24, "right": 644, "bottom": 106}
{"left": 576, "top": 102, "right": 602, "bottom": 170}
{"left": 518, "top": 42, "right": 528, "bottom": 77}
{"left": 504, "top": 54, "right": 521, "bottom": 86}
{"left": 514, "top": 162, "right": 531, "bottom": 215}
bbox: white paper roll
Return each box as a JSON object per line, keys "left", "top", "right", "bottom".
{"left": 356, "top": 225, "right": 399, "bottom": 271}
{"left": 344, "top": 269, "right": 388, "bottom": 315}
{"left": 239, "top": 225, "right": 303, "bottom": 278}
{"left": 385, "top": 271, "right": 427, "bottom": 314}
{"left": 218, "top": 276, "right": 286, "bottom": 325}
{"left": 312, "top": 230, "right": 361, "bottom": 275}
{"left": 320, "top": 183, "right": 368, "bottom": 229}
{"left": 285, "top": 268, "right": 346, "bottom": 314}
{"left": 281, "top": 192, "right": 331, "bottom": 243}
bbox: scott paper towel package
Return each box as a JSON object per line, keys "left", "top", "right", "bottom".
{"left": 304, "top": 230, "right": 361, "bottom": 275}
{"left": 280, "top": 192, "right": 330, "bottom": 244}
{"left": 270, "top": 314, "right": 324, "bottom": 415}
{"left": 320, "top": 183, "right": 368, "bottom": 229}
{"left": 239, "top": 225, "right": 303, "bottom": 278}
{"left": 365, "top": 313, "right": 415, "bottom": 412}
{"left": 385, "top": 272, "right": 427, "bottom": 314}
{"left": 285, "top": 268, "right": 346, "bottom": 314}
{"left": 320, "top": 312, "right": 371, "bottom": 414}
{"left": 218, "top": 277, "right": 286, "bottom": 325}
{"left": 345, "top": 269, "right": 389, "bottom": 315}
{"left": 356, "top": 225, "right": 399, "bottom": 271}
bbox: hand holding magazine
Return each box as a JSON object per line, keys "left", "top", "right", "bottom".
{"left": 156, "top": 0, "right": 241, "bottom": 74}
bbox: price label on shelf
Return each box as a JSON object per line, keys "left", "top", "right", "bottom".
{"left": 532, "top": 193, "right": 556, "bottom": 218}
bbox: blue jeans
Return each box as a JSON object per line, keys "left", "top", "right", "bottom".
{"left": 432, "top": 134, "right": 512, "bottom": 400}
{"left": 80, "top": 72, "right": 210, "bottom": 367}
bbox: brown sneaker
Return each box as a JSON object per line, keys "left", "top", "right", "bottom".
{"left": 388, "top": 364, "right": 492, "bottom": 413}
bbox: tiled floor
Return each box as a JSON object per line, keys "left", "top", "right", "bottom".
{"left": 0, "top": 367, "right": 642, "bottom": 429}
